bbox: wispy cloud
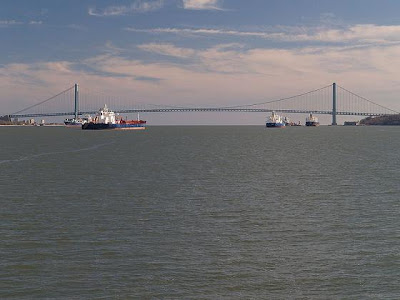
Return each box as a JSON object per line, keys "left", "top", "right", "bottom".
{"left": 88, "top": 0, "right": 164, "bottom": 16}
{"left": 0, "top": 20, "right": 44, "bottom": 27}
{"left": 125, "top": 26, "right": 278, "bottom": 38}
{"left": 0, "top": 20, "right": 23, "bottom": 27}
{"left": 125, "top": 24, "right": 400, "bottom": 45}
{"left": 137, "top": 42, "right": 247, "bottom": 74}
{"left": 103, "top": 41, "right": 126, "bottom": 55}
{"left": 29, "top": 21, "right": 43, "bottom": 25}
{"left": 138, "top": 43, "right": 196, "bottom": 58}
{"left": 182, "top": 0, "right": 224, "bottom": 10}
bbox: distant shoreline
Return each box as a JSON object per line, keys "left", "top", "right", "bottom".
{"left": 0, "top": 124, "right": 64, "bottom": 127}
{"left": 360, "top": 114, "right": 400, "bottom": 125}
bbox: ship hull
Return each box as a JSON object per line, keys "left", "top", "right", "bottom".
{"left": 266, "top": 122, "right": 285, "bottom": 128}
{"left": 64, "top": 121, "right": 84, "bottom": 126}
{"left": 305, "top": 121, "right": 319, "bottom": 126}
{"left": 65, "top": 122, "right": 84, "bottom": 128}
{"left": 82, "top": 123, "right": 146, "bottom": 130}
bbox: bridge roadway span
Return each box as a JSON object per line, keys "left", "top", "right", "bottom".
{"left": 8, "top": 108, "right": 388, "bottom": 118}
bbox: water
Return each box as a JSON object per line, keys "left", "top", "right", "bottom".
{"left": 1, "top": 126, "right": 399, "bottom": 299}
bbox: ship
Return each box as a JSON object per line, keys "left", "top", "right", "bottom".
{"left": 305, "top": 114, "right": 320, "bottom": 126}
{"left": 344, "top": 121, "right": 359, "bottom": 126}
{"left": 266, "top": 111, "right": 286, "bottom": 128}
{"left": 283, "top": 116, "right": 302, "bottom": 127}
{"left": 64, "top": 116, "right": 90, "bottom": 128}
{"left": 81, "top": 105, "right": 146, "bottom": 130}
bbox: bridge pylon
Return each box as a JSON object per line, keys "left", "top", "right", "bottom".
{"left": 74, "top": 83, "right": 79, "bottom": 120}
{"left": 332, "top": 82, "right": 337, "bottom": 125}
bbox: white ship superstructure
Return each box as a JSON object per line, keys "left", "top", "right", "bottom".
{"left": 306, "top": 114, "right": 319, "bottom": 126}
{"left": 266, "top": 111, "right": 286, "bottom": 128}
{"left": 94, "top": 104, "right": 116, "bottom": 124}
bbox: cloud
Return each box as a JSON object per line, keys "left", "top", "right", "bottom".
{"left": 0, "top": 20, "right": 43, "bottom": 27}
{"left": 136, "top": 42, "right": 248, "bottom": 74}
{"left": 125, "top": 26, "right": 277, "bottom": 38}
{"left": 88, "top": 0, "right": 224, "bottom": 15}
{"left": 0, "top": 20, "right": 23, "bottom": 27}
{"left": 88, "top": 0, "right": 164, "bottom": 16}
{"left": 182, "top": 0, "right": 224, "bottom": 10}
{"left": 2, "top": 36, "right": 400, "bottom": 118}
{"left": 80, "top": 41, "right": 400, "bottom": 95}
{"left": 103, "top": 41, "right": 125, "bottom": 55}
{"left": 125, "top": 24, "right": 400, "bottom": 46}
{"left": 138, "top": 43, "right": 196, "bottom": 58}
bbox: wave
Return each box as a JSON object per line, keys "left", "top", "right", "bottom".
{"left": 0, "top": 142, "right": 114, "bottom": 165}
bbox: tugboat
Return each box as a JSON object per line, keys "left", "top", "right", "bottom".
{"left": 305, "top": 114, "right": 320, "bottom": 126}
{"left": 82, "top": 105, "right": 146, "bottom": 130}
{"left": 266, "top": 111, "right": 286, "bottom": 128}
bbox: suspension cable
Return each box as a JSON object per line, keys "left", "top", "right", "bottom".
{"left": 337, "top": 84, "right": 399, "bottom": 114}
{"left": 217, "top": 84, "right": 333, "bottom": 109}
{"left": 11, "top": 85, "right": 75, "bottom": 115}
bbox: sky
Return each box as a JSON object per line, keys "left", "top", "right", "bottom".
{"left": 2, "top": 0, "right": 400, "bottom": 124}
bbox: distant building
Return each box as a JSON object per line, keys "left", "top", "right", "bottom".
{"left": 0, "top": 115, "right": 12, "bottom": 125}
{"left": 0, "top": 115, "right": 11, "bottom": 122}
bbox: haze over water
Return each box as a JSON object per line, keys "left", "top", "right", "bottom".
{"left": 1, "top": 126, "right": 399, "bottom": 298}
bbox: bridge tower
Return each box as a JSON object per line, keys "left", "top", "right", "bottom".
{"left": 74, "top": 83, "right": 79, "bottom": 120}
{"left": 332, "top": 82, "right": 337, "bottom": 125}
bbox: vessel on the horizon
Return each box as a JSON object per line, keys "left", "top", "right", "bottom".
{"left": 81, "top": 105, "right": 146, "bottom": 130}
{"left": 305, "top": 114, "right": 319, "bottom": 126}
{"left": 283, "top": 116, "right": 301, "bottom": 126}
{"left": 266, "top": 111, "right": 286, "bottom": 128}
{"left": 344, "top": 121, "right": 360, "bottom": 126}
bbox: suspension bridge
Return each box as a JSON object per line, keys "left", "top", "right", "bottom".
{"left": 4, "top": 83, "right": 399, "bottom": 125}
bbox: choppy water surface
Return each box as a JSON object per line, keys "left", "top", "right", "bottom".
{"left": 1, "top": 126, "right": 399, "bottom": 299}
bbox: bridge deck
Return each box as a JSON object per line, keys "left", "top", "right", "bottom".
{"left": 8, "top": 108, "right": 392, "bottom": 118}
